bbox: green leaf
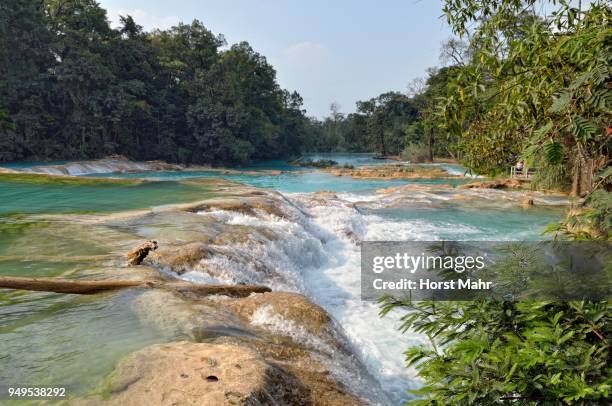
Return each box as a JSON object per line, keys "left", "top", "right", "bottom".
{"left": 544, "top": 141, "right": 563, "bottom": 165}
{"left": 591, "top": 64, "right": 609, "bottom": 86}
{"left": 548, "top": 92, "right": 572, "bottom": 113}
{"left": 571, "top": 116, "right": 597, "bottom": 140}
{"left": 569, "top": 70, "right": 592, "bottom": 90}
{"left": 530, "top": 122, "right": 554, "bottom": 144}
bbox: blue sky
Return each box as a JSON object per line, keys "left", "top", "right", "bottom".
{"left": 99, "top": 0, "right": 453, "bottom": 118}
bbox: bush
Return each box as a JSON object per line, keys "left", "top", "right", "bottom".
{"left": 530, "top": 160, "right": 571, "bottom": 192}
{"left": 380, "top": 298, "right": 611, "bottom": 404}
{"left": 291, "top": 159, "right": 338, "bottom": 168}
{"left": 401, "top": 143, "right": 430, "bottom": 163}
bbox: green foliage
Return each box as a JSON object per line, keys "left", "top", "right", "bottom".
{"left": 401, "top": 143, "right": 430, "bottom": 163}
{"left": 548, "top": 189, "right": 612, "bottom": 240}
{"left": 530, "top": 161, "right": 571, "bottom": 192}
{"left": 544, "top": 141, "right": 563, "bottom": 165}
{"left": 582, "top": 190, "right": 612, "bottom": 238}
{"left": 380, "top": 298, "right": 612, "bottom": 404}
{"left": 0, "top": 0, "right": 319, "bottom": 165}
{"left": 440, "top": 0, "right": 611, "bottom": 184}
{"left": 314, "top": 68, "right": 459, "bottom": 158}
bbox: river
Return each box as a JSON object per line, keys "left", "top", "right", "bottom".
{"left": 0, "top": 154, "right": 567, "bottom": 404}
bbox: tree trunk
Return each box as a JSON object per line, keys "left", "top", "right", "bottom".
{"left": 428, "top": 128, "right": 435, "bottom": 162}
{"left": 379, "top": 127, "right": 387, "bottom": 157}
{"left": 571, "top": 158, "right": 594, "bottom": 197}
{"left": 571, "top": 159, "right": 581, "bottom": 197}
{"left": 0, "top": 276, "right": 271, "bottom": 297}
{"left": 0, "top": 277, "right": 142, "bottom": 294}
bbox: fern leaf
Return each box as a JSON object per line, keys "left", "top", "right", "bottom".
{"left": 569, "top": 71, "right": 592, "bottom": 90}
{"left": 571, "top": 116, "right": 597, "bottom": 140}
{"left": 544, "top": 141, "right": 563, "bottom": 165}
{"left": 530, "top": 122, "right": 553, "bottom": 144}
{"left": 591, "top": 64, "right": 609, "bottom": 86}
{"left": 548, "top": 92, "right": 572, "bottom": 113}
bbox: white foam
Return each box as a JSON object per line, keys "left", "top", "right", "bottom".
{"left": 250, "top": 303, "right": 391, "bottom": 405}
{"left": 191, "top": 195, "right": 426, "bottom": 404}
{"left": 180, "top": 187, "right": 557, "bottom": 404}
{"left": 21, "top": 159, "right": 163, "bottom": 175}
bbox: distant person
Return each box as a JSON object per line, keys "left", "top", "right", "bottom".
{"left": 515, "top": 161, "right": 524, "bottom": 176}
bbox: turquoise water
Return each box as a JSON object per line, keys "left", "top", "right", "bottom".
{"left": 90, "top": 169, "right": 467, "bottom": 193}
{"left": 0, "top": 178, "right": 215, "bottom": 216}
{"left": 77, "top": 153, "right": 470, "bottom": 193}
{"left": 370, "top": 205, "right": 559, "bottom": 240}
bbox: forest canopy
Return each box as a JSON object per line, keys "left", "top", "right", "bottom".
{"left": 0, "top": 0, "right": 459, "bottom": 166}
{"left": 0, "top": 0, "right": 323, "bottom": 165}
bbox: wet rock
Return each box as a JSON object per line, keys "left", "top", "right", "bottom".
{"left": 21, "top": 156, "right": 184, "bottom": 176}
{"left": 209, "top": 292, "right": 369, "bottom": 404}
{"left": 376, "top": 183, "right": 453, "bottom": 194}
{"left": 226, "top": 292, "right": 331, "bottom": 335}
{"left": 127, "top": 291, "right": 377, "bottom": 405}
{"left": 149, "top": 240, "right": 275, "bottom": 280}
{"left": 522, "top": 197, "right": 535, "bottom": 208}
{"left": 459, "top": 178, "right": 526, "bottom": 189}
{"left": 189, "top": 196, "right": 288, "bottom": 218}
{"left": 148, "top": 242, "right": 215, "bottom": 275}
{"left": 328, "top": 164, "right": 458, "bottom": 180}
{"left": 213, "top": 336, "right": 363, "bottom": 406}
{"left": 0, "top": 167, "right": 18, "bottom": 174}
{"left": 213, "top": 225, "right": 278, "bottom": 245}
{"left": 131, "top": 290, "right": 252, "bottom": 341}
{"left": 312, "top": 191, "right": 339, "bottom": 200}
{"left": 86, "top": 341, "right": 313, "bottom": 405}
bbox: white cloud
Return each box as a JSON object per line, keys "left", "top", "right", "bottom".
{"left": 106, "top": 7, "right": 180, "bottom": 31}
{"left": 284, "top": 41, "right": 328, "bottom": 62}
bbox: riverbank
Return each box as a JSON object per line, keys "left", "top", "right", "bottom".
{"left": 325, "top": 163, "right": 462, "bottom": 180}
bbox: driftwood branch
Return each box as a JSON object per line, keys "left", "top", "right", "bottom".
{"left": 127, "top": 240, "right": 158, "bottom": 266}
{"left": 0, "top": 276, "right": 271, "bottom": 297}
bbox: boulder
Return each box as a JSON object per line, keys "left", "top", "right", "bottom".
{"left": 124, "top": 291, "right": 369, "bottom": 405}
{"left": 213, "top": 336, "right": 363, "bottom": 406}
{"left": 149, "top": 242, "right": 215, "bottom": 274}
{"left": 522, "top": 197, "right": 535, "bottom": 208}
{"left": 226, "top": 292, "right": 331, "bottom": 335}
{"left": 88, "top": 341, "right": 312, "bottom": 405}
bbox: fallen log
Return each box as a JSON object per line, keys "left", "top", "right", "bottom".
{"left": 0, "top": 276, "right": 142, "bottom": 294}
{"left": 0, "top": 276, "right": 271, "bottom": 297}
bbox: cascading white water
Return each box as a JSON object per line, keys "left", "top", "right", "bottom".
{"left": 174, "top": 186, "right": 565, "bottom": 404}
{"left": 175, "top": 192, "right": 434, "bottom": 404}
